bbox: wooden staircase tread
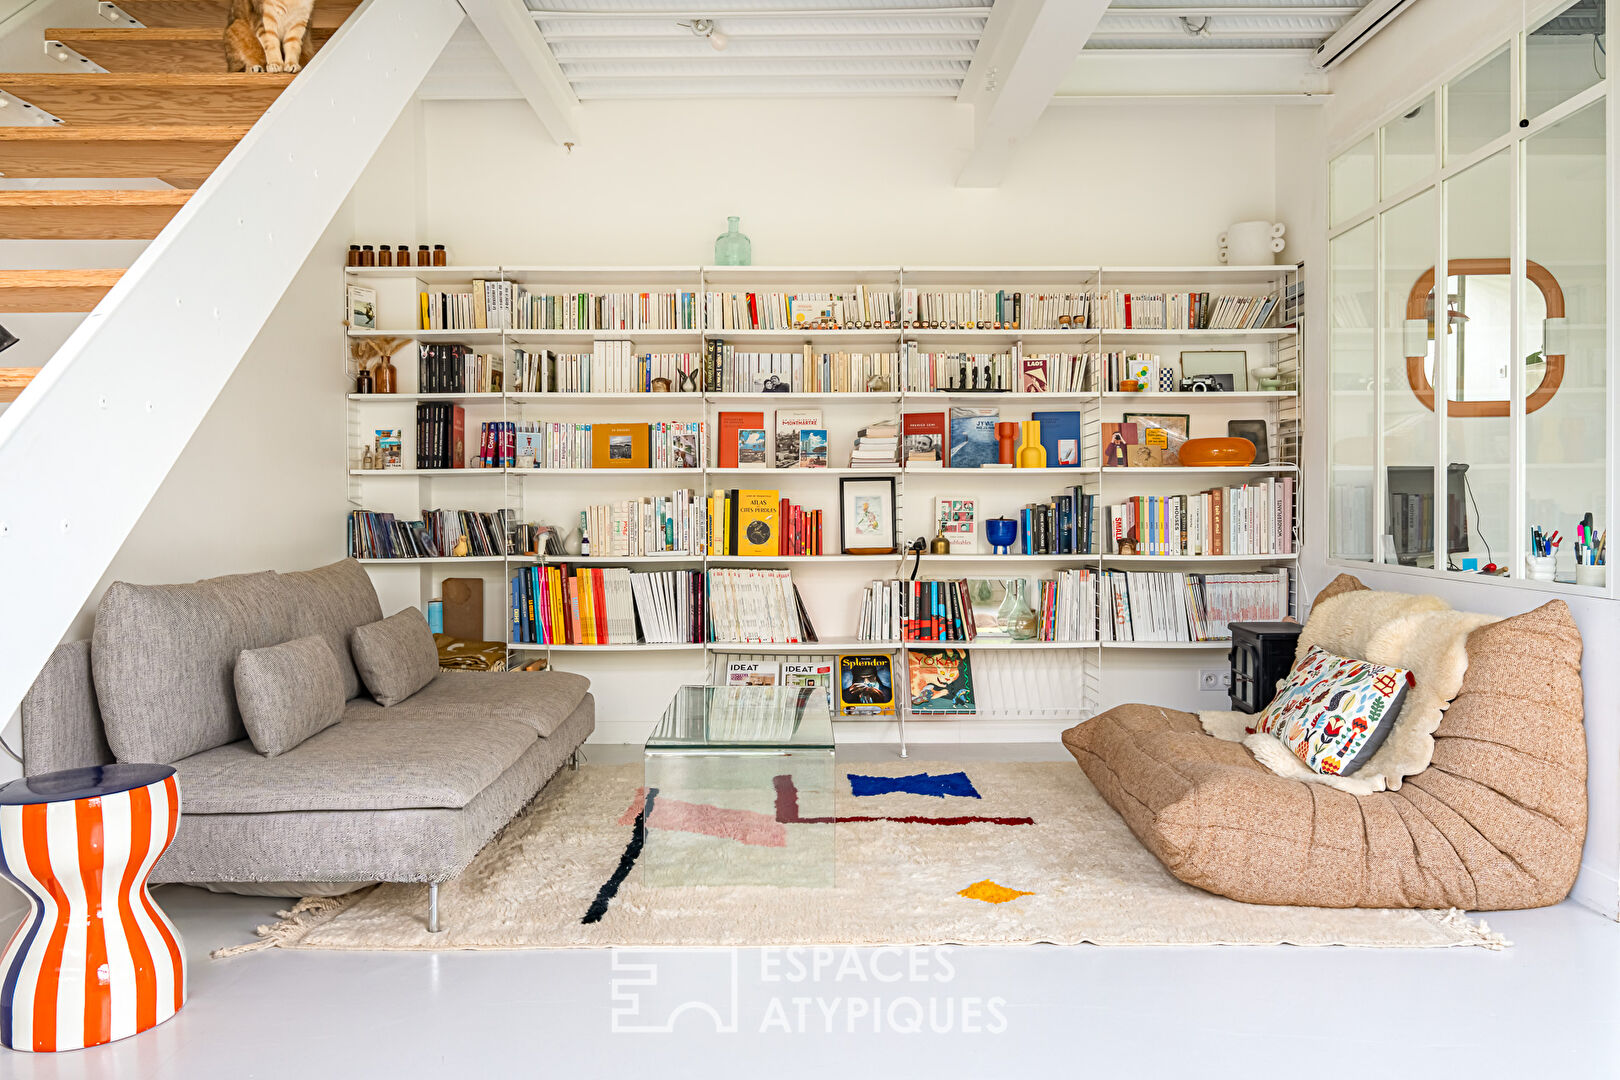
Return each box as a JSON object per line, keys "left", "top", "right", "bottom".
{"left": 0, "top": 189, "right": 191, "bottom": 239}
{"left": 0, "top": 269, "right": 125, "bottom": 313}
{"left": 0, "top": 124, "right": 252, "bottom": 140}
{"left": 110, "top": 1, "right": 358, "bottom": 30}
{"left": 0, "top": 74, "right": 288, "bottom": 125}
{"left": 0, "top": 368, "right": 42, "bottom": 404}
{"left": 0, "top": 189, "right": 193, "bottom": 207}
{"left": 45, "top": 26, "right": 330, "bottom": 72}
{"left": 0, "top": 72, "right": 295, "bottom": 88}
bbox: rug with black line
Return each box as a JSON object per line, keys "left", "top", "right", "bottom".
{"left": 218, "top": 761, "right": 1505, "bottom": 951}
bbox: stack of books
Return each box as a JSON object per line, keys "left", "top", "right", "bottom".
{"left": 704, "top": 290, "right": 896, "bottom": 330}
{"left": 706, "top": 341, "right": 899, "bottom": 393}
{"left": 509, "top": 288, "right": 698, "bottom": 331}
{"left": 857, "top": 579, "right": 977, "bottom": 643}
{"left": 418, "top": 344, "right": 502, "bottom": 393}
{"left": 706, "top": 568, "right": 807, "bottom": 644}
{"left": 580, "top": 489, "right": 704, "bottom": 558}
{"left": 1104, "top": 479, "right": 1295, "bottom": 556}
{"left": 1037, "top": 569, "right": 1097, "bottom": 643}
{"left": 851, "top": 421, "right": 899, "bottom": 469}
{"left": 629, "top": 570, "right": 707, "bottom": 644}
{"left": 1100, "top": 570, "right": 1290, "bottom": 642}
{"left": 511, "top": 565, "right": 639, "bottom": 645}
{"left": 900, "top": 289, "right": 1091, "bottom": 330}
{"left": 348, "top": 508, "right": 511, "bottom": 559}
{"left": 706, "top": 489, "right": 822, "bottom": 556}
{"left": 1094, "top": 291, "right": 1277, "bottom": 331}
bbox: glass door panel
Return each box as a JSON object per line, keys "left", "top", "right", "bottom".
{"left": 1330, "top": 221, "right": 1377, "bottom": 561}
{"left": 1381, "top": 190, "right": 1438, "bottom": 566}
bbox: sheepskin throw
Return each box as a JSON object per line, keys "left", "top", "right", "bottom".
{"left": 1201, "top": 588, "right": 1498, "bottom": 795}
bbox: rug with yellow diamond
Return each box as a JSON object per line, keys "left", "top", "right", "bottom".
{"left": 226, "top": 761, "right": 1505, "bottom": 952}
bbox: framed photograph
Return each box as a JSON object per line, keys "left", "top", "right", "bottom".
{"left": 1179, "top": 350, "right": 1248, "bottom": 391}
{"left": 1123, "top": 412, "right": 1190, "bottom": 467}
{"left": 1227, "top": 419, "right": 1271, "bottom": 465}
{"left": 840, "top": 476, "right": 898, "bottom": 554}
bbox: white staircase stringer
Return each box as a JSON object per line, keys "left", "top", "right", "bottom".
{"left": 0, "top": 0, "right": 467, "bottom": 722}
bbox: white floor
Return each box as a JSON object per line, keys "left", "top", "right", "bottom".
{"left": 5, "top": 745, "right": 1620, "bottom": 1078}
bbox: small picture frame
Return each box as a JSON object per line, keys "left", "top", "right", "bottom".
{"left": 1227, "top": 419, "right": 1271, "bottom": 465}
{"left": 1179, "top": 350, "right": 1248, "bottom": 391}
{"left": 1123, "top": 412, "right": 1190, "bottom": 467}
{"left": 840, "top": 476, "right": 898, "bottom": 555}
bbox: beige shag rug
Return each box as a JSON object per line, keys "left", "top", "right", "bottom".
{"left": 220, "top": 761, "right": 1506, "bottom": 954}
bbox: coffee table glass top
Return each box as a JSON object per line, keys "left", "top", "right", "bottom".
{"left": 647, "top": 685, "right": 834, "bottom": 751}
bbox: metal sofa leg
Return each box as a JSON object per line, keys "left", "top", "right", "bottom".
{"left": 428, "top": 881, "right": 443, "bottom": 934}
{"left": 569, "top": 749, "right": 579, "bottom": 771}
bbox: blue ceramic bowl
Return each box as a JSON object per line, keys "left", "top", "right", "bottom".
{"left": 985, "top": 517, "right": 1018, "bottom": 554}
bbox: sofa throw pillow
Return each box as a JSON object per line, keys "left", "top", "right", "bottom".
{"left": 350, "top": 607, "right": 439, "bottom": 707}
{"left": 1256, "top": 645, "right": 1413, "bottom": 776}
{"left": 234, "top": 635, "right": 344, "bottom": 757}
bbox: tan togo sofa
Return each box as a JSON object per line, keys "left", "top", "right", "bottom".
{"left": 1063, "top": 574, "right": 1587, "bottom": 910}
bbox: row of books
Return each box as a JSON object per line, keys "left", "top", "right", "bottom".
{"left": 1036, "top": 570, "right": 1097, "bottom": 643}
{"left": 490, "top": 420, "right": 705, "bottom": 471}
{"left": 580, "top": 490, "right": 705, "bottom": 558}
{"left": 347, "top": 508, "right": 511, "bottom": 559}
{"left": 706, "top": 343, "right": 899, "bottom": 394}
{"left": 901, "top": 290, "right": 1090, "bottom": 330}
{"left": 1094, "top": 291, "right": 1278, "bottom": 331}
{"left": 418, "top": 344, "right": 502, "bottom": 394}
{"left": 510, "top": 348, "right": 702, "bottom": 395}
{"left": 416, "top": 403, "right": 465, "bottom": 470}
{"left": 707, "top": 489, "right": 824, "bottom": 556}
{"left": 512, "top": 565, "right": 642, "bottom": 645}
{"left": 704, "top": 290, "right": 896, "bottom": 331}
{"left": 1103, "top": 479, "right": 1296, "bottom": 557}
{"left": 1101, "top": 570, "right": 1290, "bottom": 642}
{"left": 904, "top": 349, "right": 1092, "bottom": 394}
{"left": 510, "top": 567, "right": 813, "bottom": 645}
{"left": 857, "top": 578, "right": 979, "bottom": 643}
{"left": 420, "top": 284, "right": 701, "bottom": 332}
{"left": 1015, "top": 492, "right": 1097, "bottom": 555}
{"left": 413, "top": 285, "right": 1280, "bottom": 335}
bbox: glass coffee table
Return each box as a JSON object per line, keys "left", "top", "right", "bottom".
{"left": 643, "top": 685, "right": 835, "bottom": 887}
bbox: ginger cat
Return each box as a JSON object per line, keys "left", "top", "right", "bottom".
{"left": 225, "top": 0, "right": 316, "bottom": 74}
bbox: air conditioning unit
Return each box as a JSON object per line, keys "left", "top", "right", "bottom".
{"left": 1311, "top": 0, "right": 1420, "bottom": 70}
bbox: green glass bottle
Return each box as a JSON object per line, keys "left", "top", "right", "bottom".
{"left": 713, "top": 216, "right": 751, "bottom": 266}
{"left": 998, "top": 579, "right": 1038, "bottom": 641}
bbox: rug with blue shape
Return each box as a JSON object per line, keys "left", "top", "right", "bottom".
{"left": 847, "top": 771, "right": 980, "bottom": 799}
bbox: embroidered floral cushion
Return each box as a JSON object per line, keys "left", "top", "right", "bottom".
{"left": 1255, "top": 645, "right": 1413, "bottom": 776}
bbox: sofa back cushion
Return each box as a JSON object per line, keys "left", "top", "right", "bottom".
{"left": 21, "top": 640, "right": 114, "bottom": 775}
{"left": 93, "top": 571, "right": 295, "bottom": 764}
{"left": 234, "top": 634, "right": 346, "bottom": 757}
{"left": 351, "top": 607, "right": 439, "bottom": 706}
{"left": 277, "top": 558, "right": 383, "bottom": 700}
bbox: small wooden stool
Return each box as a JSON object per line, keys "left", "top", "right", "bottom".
{"left": 0, "top": 764, "right": 185, "bottom": 1052}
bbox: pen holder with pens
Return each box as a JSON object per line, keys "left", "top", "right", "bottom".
{"left": 1527, "top": 555, "right": 1557, "bottom": 581}
{"left": 1577, "top": 563, "right": 1606, "bottom": 588}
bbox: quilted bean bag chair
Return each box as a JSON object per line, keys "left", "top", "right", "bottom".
{"left": 1062, "top": 574, "right": 1587, "bottom": 910}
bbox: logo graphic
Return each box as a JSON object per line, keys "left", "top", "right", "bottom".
{"left": 610, "top": 949, "right": 740, "bottom": 1034}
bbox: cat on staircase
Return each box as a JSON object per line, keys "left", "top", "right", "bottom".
{"left": 225, "top": 0, "right": 317, "bottom": 74}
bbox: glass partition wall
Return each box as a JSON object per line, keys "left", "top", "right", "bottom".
{"left": 1327, "top": 0, "right": 1611, "bottom": 590}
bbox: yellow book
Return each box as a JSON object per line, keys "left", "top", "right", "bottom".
{"left": 419, "top": 291, "right": 430, "bottom": 331}
{"left": 576, "top": 569, "right": 594, "bottom": 644}
{"left": 736, "top": 490, "right": 780, "bottom": 556}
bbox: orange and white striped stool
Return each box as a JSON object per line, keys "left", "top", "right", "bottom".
{"left": 0, "top": 764, "right": 185, "bottom": 1053}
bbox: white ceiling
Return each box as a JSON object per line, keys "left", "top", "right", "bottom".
{"left": 521, "top": 0, "right": 1372, "bottom": 100}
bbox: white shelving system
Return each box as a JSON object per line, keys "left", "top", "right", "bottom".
{"left": 343, "top": 264, "right": 1303, "bottom": 752}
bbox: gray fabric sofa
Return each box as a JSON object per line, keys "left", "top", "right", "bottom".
{"left": 20, "top": 559, "right": 592, "bottom": 929}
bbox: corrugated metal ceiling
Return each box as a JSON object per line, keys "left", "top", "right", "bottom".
{"left": 523, "top": 1, "right": 1370, "bottom": 99}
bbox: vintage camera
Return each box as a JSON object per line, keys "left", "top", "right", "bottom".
{"left": 1180, "top": 373, "right": 1233, "bottom": 393}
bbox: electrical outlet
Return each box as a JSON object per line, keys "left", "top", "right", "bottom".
{"left": 1199, "top": 668, "right": 1230, "bottom": 692}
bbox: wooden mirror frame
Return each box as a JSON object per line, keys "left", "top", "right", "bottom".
{"left": 1405, "top": 258, "right": 1565, "bottom": 417}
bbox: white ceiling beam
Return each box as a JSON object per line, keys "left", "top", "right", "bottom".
{"left": 1056, "top": 49, "right": 1330, "bottom": 100}
{"left": 459, "top": 0, "right": 581, "bottom": 144}
{"left": 955, "top": 0, "right": 1111, "bottom": 188}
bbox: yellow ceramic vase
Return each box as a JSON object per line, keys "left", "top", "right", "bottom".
{"left": 1017, "top": 420, "right": 1046, "bottom": 468}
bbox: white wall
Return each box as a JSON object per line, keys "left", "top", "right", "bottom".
{"left": 0, "top": 204, "right": 354, "bottom": 784}
{"left": 1297, "top": 0, "right": 1620, "bottom": 917}
{"left": 345, "top": 95, "right": 1284, "bottom": 741}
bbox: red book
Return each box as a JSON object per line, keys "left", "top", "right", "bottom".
{"left": 591, "top": 568, "right": 608, "bottom": 644}
{"left": 716, "top": 411, "right": 763, "bottom": 469}
{"left": 747, "top": 292, "right": 759, "bottom": 329}
{"left": 779, "top": 498, "right": 789, "bottom": 554}
{"left": 901, "top": 411, "right": 947, "bottom": 467}
{"left": 450, "top": 405, "right": 466, "bottom": 469}
{"left": 1124, "top": 293, "right": 1133, "bottom": 329}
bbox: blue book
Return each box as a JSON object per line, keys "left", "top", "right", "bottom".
{"left": 1032, "top": 410, "right": 1082, "bottom": 468}
{"left": 949, "top": 406, "right": 999, "bottom": 469}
